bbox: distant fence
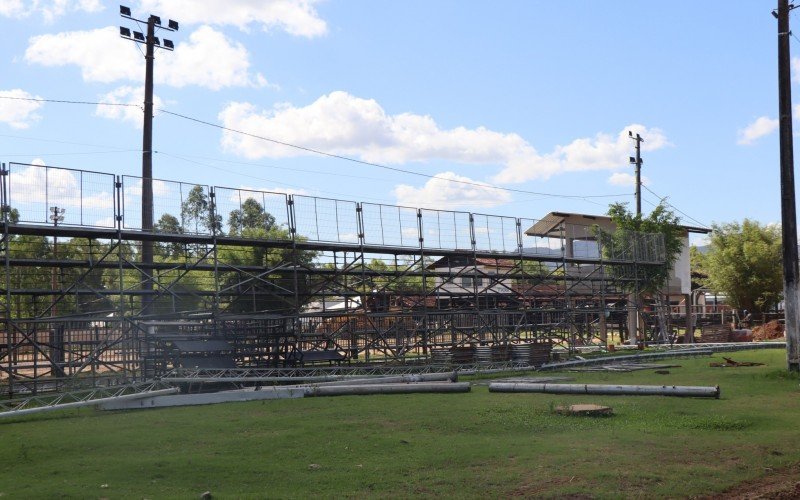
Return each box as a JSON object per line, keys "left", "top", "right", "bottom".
{"left": 2, "top": 162, "right": 666, "bottom": 263}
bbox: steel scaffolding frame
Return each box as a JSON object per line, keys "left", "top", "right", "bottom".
{"left": 0, "top": 162, "right": 667, "bottom": 396}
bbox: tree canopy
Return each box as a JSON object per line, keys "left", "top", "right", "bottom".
{"left": 699, "top": 219, "right": 782, "bottom": 314}
{"left": 598, "top": 201, "right": 684, "bottom": 293}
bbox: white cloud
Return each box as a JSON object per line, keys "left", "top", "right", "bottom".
{"left": 393, "top": 172, "right": 512, "bottom": 210}
{"left": 737, "top": 116, "right": 779, "bottom": 145}
{"left": 0, "top": 89, "right": 43, "bottom": 129}
{"left": 136, "top": 0, "right": 327, "bottom": 37}
{"left": 607, "top": 172, "right": 650, "bottom": 187}
{"left": 95, "top": 86, "right": 165, "bottom": 128}
{"left": 494, "top": 124, "right": 670, "bottom": 184}
{"left": 123, "top": 178, "right": 171, "bottom": 197}
{"left": 218, "top": 92, "right": 669, "bottom": 183}
{"left": 0, "top": 0, "right": 102, "bottom": 22}
{"left": 0, "top": 0, "right": 25, "bottom": 17}
{"left": 25, "top": 25, "right": 266, "bottom": 90}
{"left": 9, "top": 164, "right": 114, "bottom": 212}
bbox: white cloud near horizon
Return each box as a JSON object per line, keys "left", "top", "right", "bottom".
{"left": 25, "top": 25, "right": 267, "bottom": 90}
{"left": 737, "top": 116, "right": 779, "bottom": 145}
{"left": 136, "top": 0, "right": 327, "bottom": 38}
{"left": 218, "top": 91, "right": 670, "bottom": 183}
{"left": 0, "top": 89, "right": 44, "bottom": 129}
{"left": 0, "top": 0, "right": 102, "bottom": 23}
{"left": 393, "top": 172, "right": 512, "bottom": 210}
{"left": 607, "top": 172, "right": 650, "bottom": 187}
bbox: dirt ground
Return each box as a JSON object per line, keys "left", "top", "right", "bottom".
{"left": 707, "top": 462, "right": 800, "bottom": 499}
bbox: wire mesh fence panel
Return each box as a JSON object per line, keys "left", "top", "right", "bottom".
{"left": 7, "top": 163, "right": 116, "bottom": 228}
{"left": 292, "top": 195, "right": 360, "bottom": 244}
{"left": 564, "top": 223, "right": 601, "bottom": 258}
{"left": 472, "top": 213, "right": 519, "bottom": 253}
{"left": 634, "top": 232, "right": 665, "bottom": 263}
{"left": 605, "top": 230, "right": 635, "bottom": 261}
{"left": 213, "top": 187, "right": 292, "bottom": 240}
{"left": 519, "top": 218, "right": 563, "bottom": 258}
{"left": 123, "top": 176, "right": 214, "bottom": 235}
{"left": 361, "top": 203, "right": 420, "bottom": 248}
{"left": 419, "top": 209, "right": 472, "bottom": 251}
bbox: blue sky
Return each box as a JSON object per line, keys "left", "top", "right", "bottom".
{"left": 0, "top": 1, "right": 790, "bottom": 242}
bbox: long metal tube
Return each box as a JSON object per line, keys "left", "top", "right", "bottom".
{"left": 304, "top": 382, "right": 470, "bottom": 397}
{"left": 488, "top": 382, "right": 720, "bottom": 398}
{"left": 311, "top": 372, "right": 457, "bottom": 386}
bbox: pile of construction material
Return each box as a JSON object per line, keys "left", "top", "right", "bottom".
{"left": 752, "top": 320, "right": 785, "bottom": 341}
{"left": 700, "top": 324, "right": 732, "bottom": 343}
{"left": 433, "top": 343, "right": 552, "bottom": 367}
{"left": 511, "top": 343, "right": 552, "bottom": 366}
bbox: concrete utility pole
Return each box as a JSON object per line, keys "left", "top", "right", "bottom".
{"left": 627, "top": 131, "right": 645, "bottom": 345}
{"left": 119, "top": 6, "right": 178, "bottom": 315}
{"left": 629, "top": 131, "right": 644, "bottom": 216}
{"left": 776, "top": 0, "right": 800, "bottom": 371}
{"left": 141, "top": 15, "right": 156, "bottom": 314}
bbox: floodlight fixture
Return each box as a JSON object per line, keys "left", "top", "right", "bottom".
{"left": 629, "top": 156, "right": 636, "bottom": 164}
{"left": 163, "top": 39, "right": 174, "bottom": 50}
{"left": 168, "top": 19, "right": 179, "bottom": 31}
{"left": 133, "top": 31, "right": 144, "bottom": 41}
{"left": 151, "top": 15, "right": 161, "bottom": 26}
{"left": 120, "top": 26, "right": 131, "bottom": 38}
{"left": 153, "top": 37, "right": 160, "bottom": 46}
{"left": 120, "top": 5, "right": 131, "bottom": 16}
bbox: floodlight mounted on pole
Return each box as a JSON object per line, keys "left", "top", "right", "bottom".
{"left": 119, "top": 5, "right": 178, "bottom": 315}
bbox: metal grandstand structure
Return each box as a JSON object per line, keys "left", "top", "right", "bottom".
{"left": 0, "top": 161, "right": 668, "bottom": 396}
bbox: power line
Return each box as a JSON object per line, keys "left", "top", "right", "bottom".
{"left": 0, "top": 93, "right": 634, "bottom": 202}
{"left": 0, "top": 95, "right": 140, "bottom": 108}
{"left": 642, "top": 184, "right": 711, "bottom": 229}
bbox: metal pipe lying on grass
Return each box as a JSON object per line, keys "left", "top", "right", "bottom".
{"left": 488, "top": 382, "right": 720, "bottom": 398}
{"left": 304, "top": 381, "right": 470, "bottom": 397}
{"left": 308, "top": 372, "right": 457, "bottom": 386}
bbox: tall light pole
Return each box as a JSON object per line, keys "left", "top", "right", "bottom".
{"left": 119, "top": 5, "right": 178, "bottom": 314}
{"left": 775, "top": 0, "right": 800, "bottom": 371}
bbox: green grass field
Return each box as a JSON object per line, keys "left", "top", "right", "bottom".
{"left": 1, "top": 349, "right": 799, "bottom": 498}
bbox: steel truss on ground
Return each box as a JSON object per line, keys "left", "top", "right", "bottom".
{"left": 0, "top": 162, "right": 667, "bottom": 396}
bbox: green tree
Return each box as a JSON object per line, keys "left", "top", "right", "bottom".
{"left": 228, "top": 198, "right": 276, "bottom": 236}
{"left": 598, "top": 201, "right": 684, "bottom": 293}
{"left": 154, "top": 213, "right": 183, "bottom": 258}
{"left": 702, "top": 219, "right": 782, "bottom": 314}
{"left": 181, "top": 185, "right": 222, "bottom": 235}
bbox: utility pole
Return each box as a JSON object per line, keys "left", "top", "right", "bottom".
{"left": 627, "top": 131, "right": 645, "bottom": 345}
{"left": 119, "top": 5, "right": 178, "bottom": 315}
{"left": 141, "top": 14, "right": 156, "bottom": 314}
{"left": 49, "top": 206, "right": 65, "bottom": 318}
{"left": 629, "top": 131, "right": 644, "bottom": 216}
{"left": 776, "top": 0, "right": 800, "bottom": 371}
